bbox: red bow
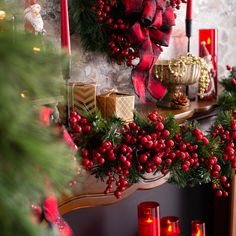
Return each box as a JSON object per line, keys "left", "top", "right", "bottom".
{"left": 121, "top": 0, "right": 175, "bottom": 102}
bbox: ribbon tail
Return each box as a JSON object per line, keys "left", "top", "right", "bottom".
{"left": 147, "top": 75, "right": 167, "bottom": 100}
{"left": 131, "top": 70, "right": 147, "bottom": 103}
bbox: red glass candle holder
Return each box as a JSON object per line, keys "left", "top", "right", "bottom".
{"left": 138, "top": 202, "right": 160, "bottom": 236}
{"left": 160, "top": 216, "right": 180, "bottom": 236}
{"left": 191, "top": 220, "right": 206, "bottom": 236}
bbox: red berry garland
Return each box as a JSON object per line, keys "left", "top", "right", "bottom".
{"left": 68, "top": 109, "right": 236, "bottom": 199}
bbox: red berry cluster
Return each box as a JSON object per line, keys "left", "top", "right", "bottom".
{"left": 168, "top": 0, "right": 186, "bottom": 10}
{"left": 69, "top": 111, "right": 92, "bottom": 134}
{"left": 91, "top": 0, "right": 138, "bottom": 66}
{"left": 210, "top": 120, "right": 236, "bottom": 196}
{"left": 79, "top": 138, "right": 134, "bottom": 198}
{"left": 91, "top": 0, "right": 115, "bottom": 23}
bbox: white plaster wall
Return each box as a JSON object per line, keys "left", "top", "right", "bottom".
{"left": 42, "top": 0, "right": 236, "bottom": 93}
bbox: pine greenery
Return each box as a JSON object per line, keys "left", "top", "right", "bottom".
{"left": 0, "top": 4, "right": 76, "bottom": 236}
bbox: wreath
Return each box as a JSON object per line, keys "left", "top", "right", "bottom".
{"left": 68, "top": 66, "right": 236, "bottom": 199}
{"left": 71, "top": 0, "right": 187, "bottom": 102}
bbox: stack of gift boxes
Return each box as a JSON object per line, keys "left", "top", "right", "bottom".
{"left": 66, "top": 82, "right": 135, "bottom": 122}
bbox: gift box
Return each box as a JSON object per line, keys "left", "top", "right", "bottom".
{"left": 69, "top": 82, "right": 96, "bottom": 113}
{"left": 96, "top": 92, "right": 135, "bottom": 122}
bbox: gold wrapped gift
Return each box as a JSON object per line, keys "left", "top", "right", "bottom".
{"left": 97, "top": 91, "right": 135, "bottom": 122}
{"left": 69, "top": 82, "right": 96, "bottom": 113}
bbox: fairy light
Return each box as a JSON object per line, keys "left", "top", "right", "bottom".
{"left": 0, "top": 10, "right": 6, "bottom": 20}
{"left": 33, "top": 47, "right": 41, "bottom": 53}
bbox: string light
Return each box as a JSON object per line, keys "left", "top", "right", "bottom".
{"left": 33, "top": 47, "right": 41, "bottom": 53}
{"left": 0, "top": 10, "right": 6, "bottom": 20}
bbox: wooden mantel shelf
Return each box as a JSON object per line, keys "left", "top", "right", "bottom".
{"left": 59, "top": 100, "right": 218, "bottom": 215}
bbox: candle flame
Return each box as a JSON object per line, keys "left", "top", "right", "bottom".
{"left": 0, "top": 10, "right": 6, "bottom": 20}
{"left": 167, "top": 220, "right": 173, "bottom": 232}
{"left": 146, "top": 218, "right": 153, "bottom": 223}
{"left": 196, "top": 229, "right": 201, "bottom": 236}
{"left": 33, "top": 47, "right": 41, "bottom": 53}
{"left": 207, "top": 37, "right": 211, "bottom": 45}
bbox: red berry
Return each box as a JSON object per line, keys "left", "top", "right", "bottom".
{"left": 123, "top": 160, "right": 131, "bottom": 168}
{"left": 139, "top": 154, "right": 148, "bottom": 163}
{"left": 165, "top": 158, "right": 172, "bottom": 165}
{"left": 82, "top": 125, "right": 91, "bottom": 133}
{"left": 162, "top": 130, "right": 170, "bottom": 138}
{"left": 216, "top": 189, "right": 223, "bottom": 197}
{"left": 225, "top": 146, "right": 234, "bottom": 156}
{"left": 213, "top": 164, "right": 221, "bottom": 172}
{"left": 181, "top": 164, "right": 189, "bottom": 172}
{"left": 73, "top": 124, "right": 81, "bottom": 132}
{"left": 169, "top": 152, "right": 176, "bottom": 159}
{"left": 80, "top": 117, "right": 88, "bottom": 124}
{"left": 220, "top": 176, "right": 227, "bottom": 183}
{"left": 166, "top": 139, "right": 175, "bottom": 148}
{"left": 140, "top": 137, "right": 148, "bottom": 145}
{"left": 107, "top": 18, "right": 113, "bottom": 24}
{"left": 138, "top": 165, "right": 143, "bottom": 171}
{"left": 202, "top": 137, "right": 209, "bottom": 144}
{"left": 98, "top": 157, "right": 105, "bottom": 165}
{"left": 211, "top": 171, "right": 219, "bottom": 178}
{"left": 155, "top": 122, "right": 164, "bottom": 131}
{"left": 114, "top": 190, "right": 121, "bottom": 199}
{"left": 81, "top": 149, "right": 89, "bottom": 158}
{"left": 223, "top": 191, "right": 229, "bottom": 197}
{"left": 179, "top": 144, "right": 187, "bottom": 151}
{"left": 82, "top": 158, "right": 90, "bottom": 168}
{"left": 148, "top": 113, "right": 158, "bottom": 122}
{"left": 69, "top": 117, "right": 77, "bottom": 125}
{"left": 231, "top": 78, "right": 236, "bottom": 86}
{"left": 212, "top": 183, "right": 217, "bottom": 189}
{"left": 102, "top": 141, "right": 112, "bottom": 149}
{"left": 145, "top": 141, "right": 153, "bottom": 149}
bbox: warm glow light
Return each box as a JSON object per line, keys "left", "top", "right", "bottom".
{"left": 20, "top": 91, "right": 27, "bottom": 98}
{"left": 20, "top": 93, "right": 26, "bottom": 98}
{"left": 33, "top": 47, "right": 41, "bottom": 53}
{"left": 0, "top": 10, "right": 6, "bottom": 20}
{"left": 167, "top": 220, "right": 173, "bottom": 232}
{"left": 146, "top": 218, "right": 153, "bottom": 223}
{"left": 207, "top": 37, "right": 211, "bottom": 45}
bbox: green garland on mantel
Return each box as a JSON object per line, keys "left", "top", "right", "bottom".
{"left": 68, "top": 66, "right": 236, "bottom": 199}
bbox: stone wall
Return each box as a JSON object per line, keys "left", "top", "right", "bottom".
{"left": 41, "top": 0, "right": 236, "bottom": 93}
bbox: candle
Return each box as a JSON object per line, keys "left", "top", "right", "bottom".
{"left": 160, "top": 216, "right": 180, "bottom": 236}
{"left": 60, "top": 0, "right": 71, "bottom": 55}
{"left": 186, "top": 0, "right": 192, "bottom": 20}
{"left": 191, "top": 220, "right": 206, "bottom": 236}
{"left": 138, "top": 202, "right": 160, "bottom": 236}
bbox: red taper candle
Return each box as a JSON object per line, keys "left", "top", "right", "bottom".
{"left": 186, "top": 0, "right": 192, "bottom": 20}
{"left": 60, "top": 0, "right": 71, "bottom": 55}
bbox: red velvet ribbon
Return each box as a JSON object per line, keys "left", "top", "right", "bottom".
{"left": 121, "top": 0, "right": 175, "bottom": 102}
